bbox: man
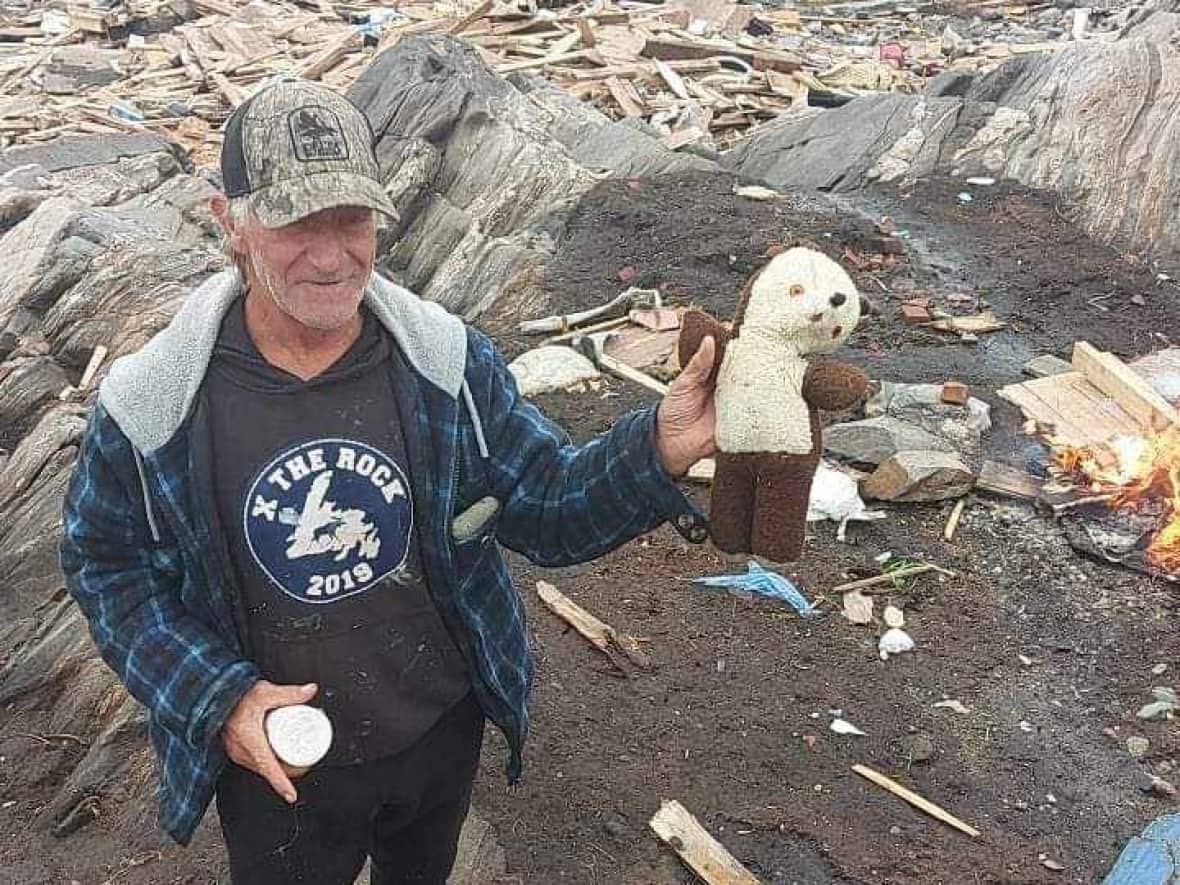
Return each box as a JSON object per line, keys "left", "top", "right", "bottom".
{"left": 60, "top": 79, "right": 717, "bottom": 883}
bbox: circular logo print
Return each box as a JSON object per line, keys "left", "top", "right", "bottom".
{"left": 244, "top": 438, "right": 413, "bottom": 604}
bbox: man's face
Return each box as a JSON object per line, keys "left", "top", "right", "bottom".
{"left": 237, "top": 205, "right": 377, "bottom": 331}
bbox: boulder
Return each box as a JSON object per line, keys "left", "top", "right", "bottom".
{"left": 824, "top": 416, "right": 955, "bottom": 466}
{"left": 508, "top": 345, "right": 600, "bottom": 397}
{"left": 865, "top": 381, "right": 991, "bottom": 454}
{"left": 862, "top": 451, "right": 975, "bottom": 502}
{"left": 347, "top": 35, "right": 714, "bottom": 321}
{"left": 724, "top": 35, "right": 1180, "bottom": 264}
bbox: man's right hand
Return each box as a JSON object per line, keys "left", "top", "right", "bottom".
{"left": 222, "top": 679, "right": 318, "bottom": 803}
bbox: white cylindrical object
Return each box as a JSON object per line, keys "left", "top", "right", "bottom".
{"left": 265, "top": 705, "right": 333, "bottom": 768}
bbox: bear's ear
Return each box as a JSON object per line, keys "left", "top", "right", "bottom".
{"left": 731, "top": 275, "right": 757, "bottom": 332}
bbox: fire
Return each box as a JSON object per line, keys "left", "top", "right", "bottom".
{"left": 1053, "top": 426, "right": 1180, "bottom": 572}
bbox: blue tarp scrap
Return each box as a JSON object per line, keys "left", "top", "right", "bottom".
{"left": 691, "top": 561, "right": 820, "bottom": 617}
{"left": 1102, "top": 814, "right": 1180, "bottom": 885}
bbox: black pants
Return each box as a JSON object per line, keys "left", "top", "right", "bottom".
{"left": 216, "top": 693, "right": 485, "bottom": 885}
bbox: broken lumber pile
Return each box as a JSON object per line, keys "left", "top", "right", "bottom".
{"left": 0, "top": 0, "right": 1063, "bottom": 164}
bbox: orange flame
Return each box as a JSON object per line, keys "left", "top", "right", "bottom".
{"left": 1053, "top": 426, "right": 1180, "bottom": 572}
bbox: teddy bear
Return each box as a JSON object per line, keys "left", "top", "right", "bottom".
{"left": 678, "top": 247, "right": 869, "bottom": 562}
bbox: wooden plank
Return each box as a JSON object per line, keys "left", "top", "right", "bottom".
{"left": 852, "top": 764, "right": 981, "bottom": 838}
{"left": 653, "top": 58, "right": 691, "bottom": 99}
{"left": 649, "top": 800, "right": 760, "bottom": 885}
{"left": 1072, "top": 341, "right": 1178, "bottom": 433}
{"left": 577, "top": 18, "right": 597, "bottom": 47}
{"left": 975, "top": 460, "right": 1042, "bottom": 501}
{"left": 642, "top": 36, "right": 749, "bottom": 63}
{"left": 534, "top": 580, "right": 650, "bottom": 669}
{"left": 997, "top": 372, "right": 1131, "bottom": 447}
{"left": 570, "top": 58, "right": 720, "bottom": 82}
{"left": 300, "top": 28, "right": 361, "bottom": 80}
{"left": 79, "top": 345, "right": 108, "bottom": 391}
{"left": 449, "top": 0, "right": 494, "bottom": 35}
{"left": 605, "top": 75, "right": 644, "bottom": 117}
{"left": 496, "top": 48, "right": 597, "bottom": 74}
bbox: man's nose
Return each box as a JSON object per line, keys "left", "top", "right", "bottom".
{"left": 303, "top": 227, "right": 347, "bottom": 270}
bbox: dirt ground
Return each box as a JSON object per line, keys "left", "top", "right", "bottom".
{"left": 2, "top": 170, "right": 1177, "bottom": 884}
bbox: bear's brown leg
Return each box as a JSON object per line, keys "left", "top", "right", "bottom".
{"left": 750, "top": 453, "right": 820, "bottom": 563}
{"left": 708, "top": 453, "right": 757, "bottom": 554}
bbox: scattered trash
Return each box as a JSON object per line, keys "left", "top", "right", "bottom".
{"left": 965, "top": 177, "right": 996, "bottom": 186}
{"left": 1103, "top": 813, "right": 1180, "bottom": 884}
{"left": 831, "top": 718, "right": 866, "bottom": 737}
{"left": 933, "top": 700, "right": 970, "bottom": 715}
{"left": 1153, "top": 663, "right": 1169, "bottom": 676}
{"left": 1040, "top": 855, "right": 1065, "bottom": 872}
{"left": 883, "top": 606, "right": 905, "bottom": 628}
{"left": 957, "top": 192, "right": 974, "bottom": 204}
{"left": 691, "top": 561, "right": 819, "bottom": 617}
{"left": 806, "top": 462, "right": 886, "bottom": 542}
{"left": 734, "top": 184, "right": 781, "bottom": 201}
{"left": 842, "top": 590, "right": 874, "bottom": 625}
{"left": 878, "top": 627, "right": 915, "bottom": 660}
{"left": 1137, "top": 701, "right": 1176, "bottom": 722}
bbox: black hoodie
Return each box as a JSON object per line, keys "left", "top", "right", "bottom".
{"left": 205, "top": 298, "right": 469, "bottom": 766}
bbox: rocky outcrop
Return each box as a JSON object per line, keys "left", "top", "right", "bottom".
{"left": 726, "top": 36, "right": 1180, "bottom": 264}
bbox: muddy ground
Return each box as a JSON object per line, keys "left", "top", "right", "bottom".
{"left": 1, "top": 170, "right": 1177, "bottom": 884}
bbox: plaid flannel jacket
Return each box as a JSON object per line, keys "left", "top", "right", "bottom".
{"left": 60, "top": 323, "right": 704, "bottom": 844}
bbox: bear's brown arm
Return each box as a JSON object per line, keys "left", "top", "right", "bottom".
{"left": 678, "top": 309, "right": 730, "bottom": 384}
{"left": 803, "top": 360, "right": 868, "bottom": 411}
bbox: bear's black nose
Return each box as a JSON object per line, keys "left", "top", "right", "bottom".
{"left": 830, "top": 292, "right": 847, "bottom": 307}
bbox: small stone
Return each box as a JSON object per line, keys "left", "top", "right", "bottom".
{"left": 1138, "top": 701, "right": 1176, "bottom": 722}
{"left": 878, "top": 627, "right": 915, "bottom": 660}
{"left": 1135, "top": 771, "right": 1177, "bottom": 798}
{"left": 897, "top": 733, "right": 935, "bottom": 763}
{"left": 1041, "top": 858, "right": 1065, "bottom": 872}
{"left": 1023, "top": 354, "right": 1074, "bottom": 378}
{"left": 1126, "top": 737, "right": 1150, "bottom": 759}
{"left": 933, "top": 699, "right": 970, "bottom": 714}
{"left": 1152, "top": 663, "right": 1169, "bottom": 676}
{"left": 883, "top": 605, "right": 905, "bottom": 628}
{"left": 1151, "top": 686, "right": 1178, "bottom": 707}
{"left": 889, "top": 825, "right": 902, "bottom": 836}
{"left": 602, "top": 812, "right": 630, "bottom": 839}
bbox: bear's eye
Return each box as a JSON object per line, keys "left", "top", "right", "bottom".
{"left": 789, "top": 284, "right": 805, "bottom": 297}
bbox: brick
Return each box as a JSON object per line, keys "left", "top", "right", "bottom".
{"left": 940, "top": 381, "right": 969, "bottom": 405}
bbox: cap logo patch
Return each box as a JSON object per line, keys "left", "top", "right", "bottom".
{"left": 288, "top": 106, "right": 350, "bottom": 163}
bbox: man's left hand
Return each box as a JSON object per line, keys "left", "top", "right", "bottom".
{"left": 656, "top": 336, "right": 717, "bottom": 477}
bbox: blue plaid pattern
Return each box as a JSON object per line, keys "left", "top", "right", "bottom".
{"left": 60, "top": 325, "right": 698, "bottom": 844}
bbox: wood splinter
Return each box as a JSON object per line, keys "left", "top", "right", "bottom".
{"left": 534, "top": 580, "right": 651, "bottom": 671}
{"left": 852, "top": 763, "right": 981, "bottom": 838}
{"left": 649, "top": 800, "right": 760, "bottom": 885}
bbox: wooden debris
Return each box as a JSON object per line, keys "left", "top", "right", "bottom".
{"left": 79, "top": 345, "right": 109, "bottom": 391}
{"left": 940, "top": 381, "right": 969, "bottom": 405}
{"left": 831, "top": 563, "right": 955, "bottom": 594}
{"left": 1072, "top": 341, "right": 1178, "bottom": 433}
{"left": 534, "top": 580, "right": 651, "bottom": 670}
{"left": 649, "top": 800, "right": 760, "bottom": 885}
{"left": 976, "top": 460, "right": 1042, "bottom": 501}
{"left": 852, "top": 764, "right": 981, "bottom": 838}
{"left": 943, "top": 497, "right": 967, "bottom": 541}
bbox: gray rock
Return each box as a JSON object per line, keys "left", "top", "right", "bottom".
{"left": 1134, "top": 771, "right": 1178, "bottom": 799}
{"left": 508, "top": 345, "right": 600, "bottom": 396}
{"left": 348, "top": 35, "right": 709, "bottom": 321}
{"left": 864, "top": 381, "right": 991, "bottom": 454}
{"left": 1023, "top": 354, "right": 1075, "bottom": 378}
{"left": 824, "top": 416, "right": 954, "bottom": 466}
{"left": 1151, "top": 686, "right": 1178, "bottom": 706}
{"left": 1126, "top": 736, "right": 1150, "bottom": 758}
{"left": 722, "top": 38, "right": 1180, "bottom": 264}
{"left": 1137, "top": 700, "right": 1176, "bottom": 721}
{"left": 0, "top": 133, "right": 176, "bottom": 177}
{"left": 862, "top": 451, "right": 975, "bottom": 502}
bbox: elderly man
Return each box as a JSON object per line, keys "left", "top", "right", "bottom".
{"left": 60, "top": 79, "right": 717, "bottom": 883}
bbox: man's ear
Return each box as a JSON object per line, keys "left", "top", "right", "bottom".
{"left": 210, "top": 194, "right": 246, "bottom": 253}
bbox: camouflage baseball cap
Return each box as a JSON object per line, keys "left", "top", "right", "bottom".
{"left": 221, "top": 79, "right": 399, "bottom": 228}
